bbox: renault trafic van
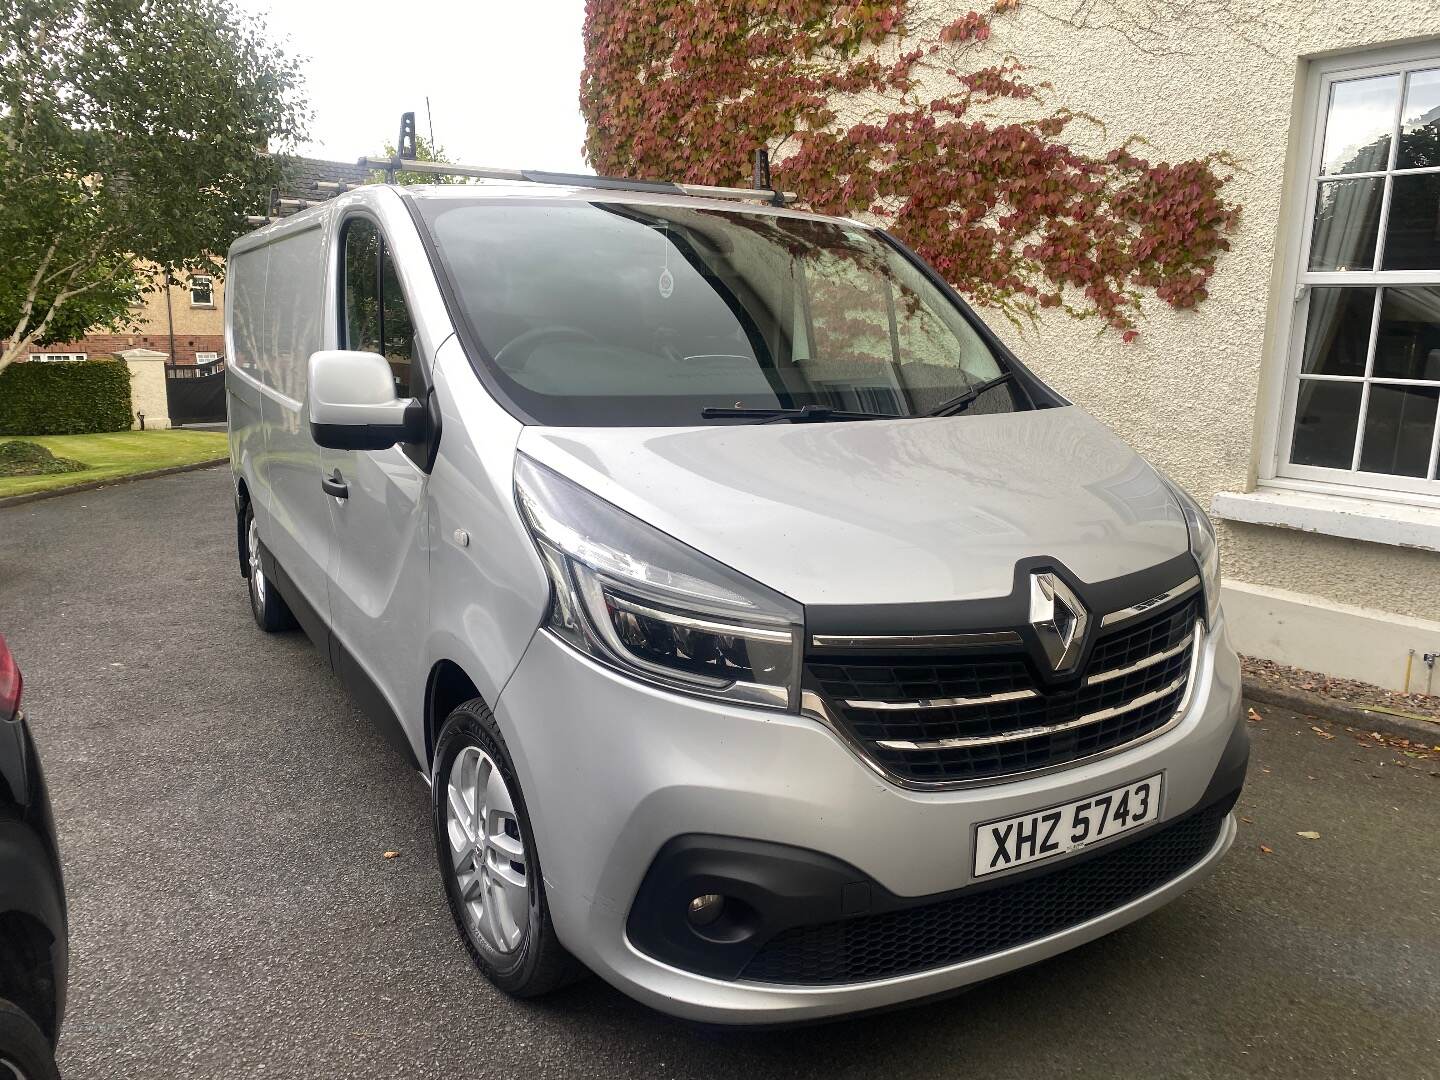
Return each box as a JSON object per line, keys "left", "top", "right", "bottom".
{"left": 225, "top": 170, "right": 1247, "bottom": 1024}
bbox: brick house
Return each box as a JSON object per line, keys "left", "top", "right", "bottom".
{"left": 28, "top": 267, "right": 229, "bottom": 367}
{"left": 28, "top": 156, "right": 370, "bottom": 366}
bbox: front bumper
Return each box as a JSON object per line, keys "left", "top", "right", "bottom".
{"left": 495, "top": 614, "right": 1245, "bottom": 1024}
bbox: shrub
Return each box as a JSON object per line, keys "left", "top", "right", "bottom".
{"left": 0, "top": 440, "right": 88, "bottom": 477}
{"left": 0, "top": 359, "right": 134, "bottom": 435}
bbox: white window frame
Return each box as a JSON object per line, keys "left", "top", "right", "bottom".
{"left": 28, "top": 352, "right": 87, "bottom": 362}
{"left": 189, "top": 275, "right": 215, "bottom": 308}
{"left": 1261, "top": 40, "right": 1440, "bottom": 508}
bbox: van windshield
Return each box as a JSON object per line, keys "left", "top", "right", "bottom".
{"left": 418, "top": 198, "right": 1026, "bottom": 426}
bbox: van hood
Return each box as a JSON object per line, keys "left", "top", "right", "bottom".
{"left": 516, "top": 406, "right": 1189, "bottom": 608}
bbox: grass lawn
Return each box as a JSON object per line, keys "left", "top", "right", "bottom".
{"left": 0, "top": 430, "right": 229, "bottom": 499}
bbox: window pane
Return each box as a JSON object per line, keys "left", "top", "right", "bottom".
{"left": 806, "top": 253, "right": 894, "bottom": 362}
{"left": 378, "top": 248, "right": 415, "bottom": 396}
{"left": 1301, "top": 287, "right": 1374, "bottom": 376}
{"left": 892, "top": 292, "right": 1003, "bottom": 413}
{"left": 343, "top": 220, "right": 381, "bottom": 354}
{"left": 799, "top": 251, "right": 901, "bottom": 412}
{"left": 1291, "top": 380, "right": 1362, "bottom": 469}
{"left": 1373, "top": 286, "right": 1440, "bottom": 379}
{"left": 1308, "top": 178, "right": 1383, "bottom": 270}
{"left": 1321, "top": 74, "right": 1400, "bottom": 175}
{"left": 1380, "top": 173, "right": 1440, "bottom": 269}
{"left": 1358, "top": 384, "right": 1438, "bottom": 476}
{"left": 1397, "top": 67, "right": 1440, "bottom": 169}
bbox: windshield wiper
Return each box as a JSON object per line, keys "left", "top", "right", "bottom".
{"left": 927, "top": 371, "right": 1014, "bottom": 417}
{"left": 701, "top": 404, "right": 899, "bottom": 423}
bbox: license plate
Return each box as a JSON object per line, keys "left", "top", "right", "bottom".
{"left": 973, "top": 774, "right": 1163, "bottom": 878}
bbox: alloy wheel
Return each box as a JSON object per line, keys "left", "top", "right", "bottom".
{"left": 445, "top": 745, "right": 531, "bottom": 954}
{"left": 247, "top": 515, "right": 266, "bottom": 606}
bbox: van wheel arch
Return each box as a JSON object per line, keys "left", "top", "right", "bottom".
{"left": 425, "top": 660, "right": 483, "bottom": 767}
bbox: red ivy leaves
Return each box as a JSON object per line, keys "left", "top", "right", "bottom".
{"left": 580, "top": 0, "right": 1238, "bottom": 331}
{"left": 940, "top": 13, "right": 990, "bottom": 43}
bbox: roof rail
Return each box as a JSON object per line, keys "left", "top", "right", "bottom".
{"left": 354, "top": 155, "right": 796, "bottom": 206}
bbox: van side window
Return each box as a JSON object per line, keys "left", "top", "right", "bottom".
{"left": 341, "top": 218, "right": 416, "bottom": 397}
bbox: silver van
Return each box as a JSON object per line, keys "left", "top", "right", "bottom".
{"left": 225, "top": 168, "right": 1247, "bottom": 1024}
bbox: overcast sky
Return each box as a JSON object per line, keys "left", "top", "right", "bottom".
{"left": 237, "top": 0, "right": 589, "bottom": 172}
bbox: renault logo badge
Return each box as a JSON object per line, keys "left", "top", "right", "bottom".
{"left": 1029, "top": 572, "right": 1088, "bottom": 672}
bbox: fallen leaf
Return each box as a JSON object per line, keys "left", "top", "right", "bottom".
{"left": 1370, "top": 731, "right": 1385, "bottom": 741}
{"left": 382, "top": 850, "right": 400, "bottom": 860}
{"left": 1296, "top": 831, "right": 1320, "bottom": 840}
{"left": 1310, "top": 726, "right": 1335, "bottom": 740}
{"left": 1259, "top": 844, "right": 1274, "bottom": 854}
{"left": 1239, "top": 816, "right": 1253, "bottom": 824}
{"left": 1261, "top": 766, "right": 1272, "bottom": 774}
{"left": 1247, "top": 707, "right": 1262, "bottom": 723}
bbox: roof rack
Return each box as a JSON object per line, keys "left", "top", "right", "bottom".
{"left": 243, "top": 115, "right": 794, "bottom": 228}
{"left": 353, "top": 150, "right": 796, "bottom": 207}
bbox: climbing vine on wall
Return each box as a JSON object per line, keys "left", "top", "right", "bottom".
{"left": 580, "top": 0, "right": 1239, "bottom": 333}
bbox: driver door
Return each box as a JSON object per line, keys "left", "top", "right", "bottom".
{"left": 321, "top": 214, "right": 431, "bottom": 763}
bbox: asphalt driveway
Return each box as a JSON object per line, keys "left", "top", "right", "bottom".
{"left": 2, "top": 467, "right": 1437, "bottom": 1079}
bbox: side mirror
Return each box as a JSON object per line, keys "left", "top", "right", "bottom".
{"left": 307, "top": 350, "right": 425, "bottom": 451}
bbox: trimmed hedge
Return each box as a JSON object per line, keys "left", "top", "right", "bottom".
{"left": 0, "top": 359, "right": 134, "bottom": 435}
{"left": 0, "top": 440, "right": 88, "bottom": 477}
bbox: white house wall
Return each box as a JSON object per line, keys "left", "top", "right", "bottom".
{"left": 888, "top": 1, "right": 1440, "bottom": 686}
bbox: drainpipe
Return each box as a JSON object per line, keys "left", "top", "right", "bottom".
{"left": 164, "top": 271, "right": 176, "bottom": 365}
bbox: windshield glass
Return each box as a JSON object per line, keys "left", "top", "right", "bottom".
{"left": 418, "top": 198, "right": 1026, "bottom": 426}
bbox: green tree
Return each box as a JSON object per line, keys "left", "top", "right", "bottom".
{"left": 0, "top": 0, "right": 309, "bottom": 371}
{"left": 367, "top": 134, "right": 470, "bottom": 185}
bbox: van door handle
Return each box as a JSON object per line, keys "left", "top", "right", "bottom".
{"left": 321, "top": 469, "right": 349, "bottom": 499}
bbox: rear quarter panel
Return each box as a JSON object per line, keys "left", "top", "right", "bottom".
{"left": 224, "top": 244, "right": 267, "bottom": 509}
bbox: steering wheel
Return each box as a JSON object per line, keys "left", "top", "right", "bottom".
{"left": 493, "top": 326, "right": 599, "bottom": 372}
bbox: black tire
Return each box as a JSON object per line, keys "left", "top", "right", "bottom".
{"left": 242, "top": 504, "right": 297, "bottom": 633}
{"left": 0, "top": 999, "right": 59, "bottom": 1080}
{"left": 432, "top": 699, "right": 583, "bottom": 997}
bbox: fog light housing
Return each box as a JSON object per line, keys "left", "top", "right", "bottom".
{"left": 687, "top": 893, "right": 726, "bottom": 928}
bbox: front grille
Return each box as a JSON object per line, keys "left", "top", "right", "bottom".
{"left": 741, "top": 799, "right": 1230, "bottom": 985}
{"left": 808, "top": 596, "right": 1200, "bottom": 784}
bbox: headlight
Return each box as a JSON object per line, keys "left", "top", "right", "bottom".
{"left": 1165, "top": 480, "right": 1221, "bottom": 627}
{"left": 514, "top": 454, "right": 803, "bottom": 710}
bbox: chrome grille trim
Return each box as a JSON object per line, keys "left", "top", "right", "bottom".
{"left": 801, "top": 616, "right": 1206, "bottom": 790}
{"left": 842, "top": 688, "right": 1039, "bottom": 711}
{"left": 875, "top": 671, "right": 1189, "bottom": 752}
{"left": 1099, "top": 575, "right": 1200, "bottom": 628}
{"left": 1084, "top": 633, "right": 1195, "bottom": 686}
{"left": 811, "top": 630, "right": 1023, "bottom": 649}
